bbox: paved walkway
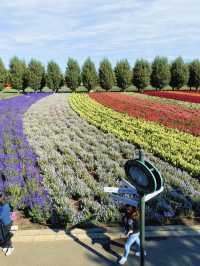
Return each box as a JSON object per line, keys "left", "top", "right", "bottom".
{"left": 0, "top": 236, "right": 199, "bottom": 266}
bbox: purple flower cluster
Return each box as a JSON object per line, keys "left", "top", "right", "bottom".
{"left": 0, "top": 93, "right": 51, "bottom": 221}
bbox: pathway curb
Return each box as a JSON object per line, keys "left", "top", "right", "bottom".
{"left": 11, "top": 225, "right": 200, "bottom": 243}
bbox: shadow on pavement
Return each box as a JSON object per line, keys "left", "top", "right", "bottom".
{"left": 67, "top": 223, "right": 121, "bottom": 265}
{"left": 67, "top": 221, "right": 200, "bottom": 266}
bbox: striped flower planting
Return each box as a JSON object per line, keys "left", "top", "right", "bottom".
{"left": 144, "top": 90, "right": 200, "bottom": 103}
{"left": 89, "top": 92, "right": 200, "bottom": 136}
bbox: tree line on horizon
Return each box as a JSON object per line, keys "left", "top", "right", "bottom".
{"left": 0, "top": 56, "right": 200, "bottom": 92}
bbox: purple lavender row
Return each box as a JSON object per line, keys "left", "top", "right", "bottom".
{"left": 0, "top": 93, "right": 51, "bottom": 222}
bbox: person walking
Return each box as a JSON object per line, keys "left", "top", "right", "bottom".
{"left": 0, "top": 192, "right": 14, "bottom": 256}
{"left": 119, "top": 205, "right": 145, "bottom": 265}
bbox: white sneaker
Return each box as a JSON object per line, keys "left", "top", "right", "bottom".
{"left": 2, "top": 247, "right": 8, "bottom": 253}
{"left": 119, "top": 256, "right": 127, "bottom": 265}
{"left": 135, "top": 251, "right": 147, "bottom": 257}
{"left": 5, "top": 247, "right": 14, "bottom": 256}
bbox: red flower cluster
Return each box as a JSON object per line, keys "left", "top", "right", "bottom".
{"left": 144, "top": 90, "right": 200, "bottom": 103}
{"left": 89, "top": 92, "right": 200, "bottom": 136}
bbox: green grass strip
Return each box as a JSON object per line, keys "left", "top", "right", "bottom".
{"left": 69, "top": 93, "right": 200, "bottom": 178}
{"left": 0, "top": 92, "right": 19, "bottom": 99}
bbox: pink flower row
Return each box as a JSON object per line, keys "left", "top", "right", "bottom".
{"left": 90, "top": 92, "right": 200, "bottom": 136}
{"left": 144, "top": 90, "right": 200, "bottom": 103}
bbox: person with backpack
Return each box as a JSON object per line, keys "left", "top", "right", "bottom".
{"left": 0, "top": 192, "right": 14, "bottom": 256}
{"left": 118, "top": 205, "right": 145, "bottom": 265}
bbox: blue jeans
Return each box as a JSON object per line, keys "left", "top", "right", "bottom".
{"left": 123, "top": 233, "right": 140, "bottom": 259}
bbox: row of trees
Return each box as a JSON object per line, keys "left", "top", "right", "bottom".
{"left": 0, "top": 56, "right": 200, "bottom": 92}
{"left": 0, "top": 57, "right": 64, "bottom": 92}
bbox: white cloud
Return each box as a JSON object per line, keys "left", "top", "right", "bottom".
{"left": 0, "top": 0, "right": 200, "bottom": 68}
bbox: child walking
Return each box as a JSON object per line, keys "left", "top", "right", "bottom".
{"left": 119, "top": 205, "right": 144, "bottom": 265}
{"left": 0, "top": 192, "right": 14, "bottom": 256}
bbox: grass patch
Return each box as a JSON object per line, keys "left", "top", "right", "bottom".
{"left": 0, "top": 89, "right": 20, "bottom": 99}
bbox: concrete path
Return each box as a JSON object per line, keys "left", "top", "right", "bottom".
{"left": 0, "top": 236, "right": 199, "bottom": 266}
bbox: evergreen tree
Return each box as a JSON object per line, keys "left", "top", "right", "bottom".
{"left": 40, "top": 71, "right": 46, "bottom": 91}
{"left": 151, "top": 56, "right": 171, "bottom": 90}
{"left": 188, "top": 60, "right": 200, "bottom": 90}
{"left": 46, "top": 61, "right": 63, "bottom": 92}
{"left": 0, "top": 58, "right": 7, "bottom": 87}
{"left": 28, "top": 59, "right": 45, "bottom": 91}
{"left": 65, "top": 58, "right": 81, "bottom": 91}
{"left": 82, "top": 58, "right": 98, "bottom": 91}
{"left": 114, "top": 59, "right": 131, "bottom": 91}
{"left": 99, "top": 58, "right": 115, "bottom": 91}
{"left": 23, "top": 68, "right": 30, "bottom": 92}
{"left": 60, "top": 74, "right": 65, "bottom": 88}
{"left": 9, "top": 56, "right": 26, "bottom": 91}
{"left": 170, "top": 57, "right": 189, "bottom": 90}
{"left": 132, "top": 59, "right": 151, "bottom": 92}
{"left": 5, "top": 71, "right": 12, "bottom": 85}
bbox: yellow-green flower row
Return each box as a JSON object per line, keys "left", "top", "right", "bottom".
{"left": 69, "top": 93, "right": 200, "bottom": 178}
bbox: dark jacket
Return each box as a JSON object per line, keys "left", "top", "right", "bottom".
{"left": 123, "top": 215, "right": 139, "bottom": 235}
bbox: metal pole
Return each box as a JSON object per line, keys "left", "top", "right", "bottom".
{"left": 140, "top": 195, "right": 145, "bottom": 266}
{"left": 138, "top": 149, "right": 144, "bottom": 163}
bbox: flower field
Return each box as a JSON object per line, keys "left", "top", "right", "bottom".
{"left": 70, "top": 94, "right": 200, "bottom": 178}
{"left": 0, "top": 94, "right": 50, "bottom": 222}
{"left": 0, "top": 92, "right": 199, "bottom": 226}
{"left": 23, "top": 94, "right": 200, "bottom": 225}
{"left": 90, "top": 92, "right": 200, "bottom": 136}
{"left": 144, "top": 90, "right": 200, "bottom": 103}
{"left": 129, "top": 92, "right": 200, "bottom": 110}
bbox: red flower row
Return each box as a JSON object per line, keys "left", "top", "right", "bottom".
{"left": 144, "top": 90, "right": 200, "bottom": 103}
{"left": 89, "top": 92, "right": 200, "bottom": 136}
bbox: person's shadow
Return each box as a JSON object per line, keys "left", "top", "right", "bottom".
{"left": 67, "top": 221, "right": 123, "bottom": 265}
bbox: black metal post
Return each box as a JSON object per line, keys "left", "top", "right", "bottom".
{"left": 140, "top": 195, "right": 145, "bottom": 266}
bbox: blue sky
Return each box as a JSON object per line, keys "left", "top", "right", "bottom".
{"left": 0, "top": 0, "right": 200, "bottom": 71}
